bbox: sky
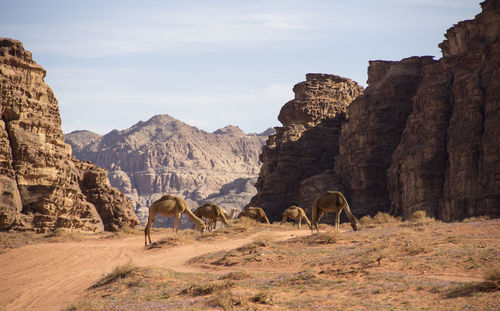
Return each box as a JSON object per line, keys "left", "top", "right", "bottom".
{"left": 1, "top": 0, "right": 481, "bottom": 135}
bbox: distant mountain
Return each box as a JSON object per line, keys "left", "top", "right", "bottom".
{"left": 65, "top": 114, "right": 273, "bottom": 226}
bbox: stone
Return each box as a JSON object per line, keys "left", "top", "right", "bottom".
{"left": 248, "top": 74, "right": 363, "bottom": 220}
{"left": 0, "top": 38, "right": 138, "bottom": 232}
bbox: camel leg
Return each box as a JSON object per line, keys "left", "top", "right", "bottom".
{"left": 281, "top": 214, "right": 287, "bottom": 225}
{"left": 298, "top": 217, "right": 302, "bottom": 229}
{"left": 144, "top": 211, "right": 155, "bottom": 246}
{"left": 173, "top": 213, "right": 180, "bottom": 233}
{"left": 335, "top": 210, "right": 341, "bottom": 232}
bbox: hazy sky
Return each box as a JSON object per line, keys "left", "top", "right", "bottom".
{"left": 1, "top": 0, "right": 481, "bottom": 135}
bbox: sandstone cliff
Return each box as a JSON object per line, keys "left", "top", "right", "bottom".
{"left": 335, "top": 56, "right": 436, "bottom": 216}
{"left": 388, "top": 0, "right": 500, "bottom": 220}
{"left": 65, "top": 116, "right": 269, "bottom": 225}
{"left": 250, "top": 0, "right": 499, "bottom": 222}
{"left": 248, "top": 74, "right": 363, "bottom": 220}
{"left": 0, "top": 38, "right": 139, "bottom": 232}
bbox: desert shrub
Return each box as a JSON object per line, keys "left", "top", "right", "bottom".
{"left": 208, "top": 291, "right": 243, "bottom": 310}
{"left": 219, "top": 271, "right": 252, "bottom": 281}
{"left": 373, "top": 212, "right": 401, "bottom": 224}
{"left": 462, "top": 215, "right": 490, "bottom": 223}
{"left": 407, "top": 210, "right": 436, "bottom": 225}
{"left": 359, "top": 215, "right": 375, "bottom": 226}
{"left": 445, "top": 264, "right": 500, "bottom": 298}
{"left": 91, "top": 260, "right": 139, "bottom": 288}
{"left": 252, "top": 292, "right": 273, "bottom": 305}
{"left": 180, "top": 280, "right": 235, "bottom": 296}
{"left": 232, "top": 217, "right": 258, "bottom": 231}
{"left": 484, "top": 263, "right": 500, "bottom": 287}
{"left": 360, "top": 213, "right": 401, "bottom": 227}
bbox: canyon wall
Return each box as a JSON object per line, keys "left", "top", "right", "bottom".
{"left": 388, "top": 0, "right": 500, "bottom": 220}
{"left": 248, "top": 74, "right": 363, "bottom": 220}
{"left": 0, "top": 38, "right": 139, "bottom": 232}
{"left": 65, "top": 117, "right": 270, "bottom": 225}
{"left": 251, "top": 0, "right": 500, "bottom": 222}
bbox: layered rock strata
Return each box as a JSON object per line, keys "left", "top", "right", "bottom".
{"left": 388, "top": 0, "right": 500, "bottom": 220}
{"left": 335, "top": 56, "right": 436, "bottom": 216}
{"left": 248, "top": 74, "right": 363, "bottom": 220}
{"left": 251, "top": 0, "right": 499, "bottom": 222}
{"left": 65, "top": 116, "right": 270, "bottom": 225}
{"left": 0, "top": 38, "right": 138, "bottom": 232}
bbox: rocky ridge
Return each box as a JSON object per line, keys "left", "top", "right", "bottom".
{"left": 251, "top": 0, "right": 500, "bottom": 222}
{"left": 65, "top": 116, "right": 270, "bottom": 225}
{"left": 0, "top": 38, "right": 139, "bottom": 232}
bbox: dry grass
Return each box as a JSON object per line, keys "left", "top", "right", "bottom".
{"left": 462, "top": 215, "right": 490, "bottom": 223}
{"left": 60, "top": 218, "right": 500, "bottom": 310}
{"left": 90, "top": 260, "right": 140, "bottom": 288}
{"left": 232, "top": 217, "right": 258, "bottom": 231}
{"left": 360, "top": 212, "right": 401, "bottom": 227}
{"left": 180, "top": 280, "right": 235, "bottom": 296}
{"left": 409, "top": 210, "right": 437, "bottom": 225}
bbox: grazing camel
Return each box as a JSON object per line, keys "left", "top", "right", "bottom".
{"left": 237, "top": 207, "right": 270, "bottom": 224}
{"left": 144, "top": 194, "right": 206, "bottom": 246}
{"left": 281, "top": 205, "right": 312, "bottom": 229}
{"left": 311, "top": 191, "right": 358, "bottom": 233}
{"left": 210, "top": 208, "right": 238, "bottom": 231}
{"left": 193, "top": 203, "right": 230, "bottom": 232}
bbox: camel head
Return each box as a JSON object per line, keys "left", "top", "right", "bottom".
{"left": 351, "top": 220, "right": 359, "bottom": 231}
{"left": 200, "top": 223, "right": 207, "bottom": 233}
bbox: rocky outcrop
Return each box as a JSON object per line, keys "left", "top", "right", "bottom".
{"left": 335, "top": 56, "right": 436, "bottom": 216}
{"left": 0, "top": 38, "right": 138, "bottom": 232}
{"left": 248, "top": 74, "right": 363, "bottom": 220}
{"left": 251, "top": 0, "right": 500, "bottom": 222}
{"left": 65, "top": 116, "right": 270, "bottom": 225}
{"left": 388, "top": 0, "right": 500, "bottom": 220}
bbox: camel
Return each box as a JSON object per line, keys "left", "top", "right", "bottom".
{"left": 211, "top": 208, "right": 238, "bottom": 231}
{"left": 280, "top": 205, "right": 312, "bottom": 229}
{"left": 311, "top": 191, "right": 359, "bottom": 233}
{"left": 192, "top": 203, "right": 230, "bottom": 232}
{"left": 144, "top": 194, "right": 206, "bottom": 246}
{"left": 237, "top": 207, "right": 270, "bottom": 224}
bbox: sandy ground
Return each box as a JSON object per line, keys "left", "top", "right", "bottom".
{"left": 0, "top": 229, "right": 310, "bottom": 311}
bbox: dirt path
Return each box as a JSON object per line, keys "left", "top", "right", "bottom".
{"left": 0, "top": 229, "right": 309, "bottom": 311}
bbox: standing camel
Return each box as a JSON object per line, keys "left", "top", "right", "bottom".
{"left": 311, "top": 191, "right": 358, "bottom": 233}
{"left": 145, "top": 194, "right": 206, "bottom": 246}
{"left": 211, "top": 208, "right": 238, "bottom": 231}
{"left": 193, "top": 203, "right": 230, "bottom": 232}
{"left": 281, "top": 205, "right": 312, "bottom": 229}
{"left": 237, "top": 207, "right": 270, "bottom": 224}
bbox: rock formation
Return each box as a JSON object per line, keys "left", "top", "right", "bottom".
{"left": 250, "top": 0, "right": 500, "bottom": 222}
{"left": 0, "top": 38, "right": 138, "bottom": 232}
{"left": 388, "top": 0, "right": 500, "bottom": 220}
{"left": 65, "top": 116, "right": 270, "bottom": 225}
{"left": 248, "top": 74, "right": 363, "bottom": 220}
{"left": 335, "top": 56, "right": 436, "bottom": 216}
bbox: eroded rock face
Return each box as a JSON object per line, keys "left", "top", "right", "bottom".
{"left": 251, "top": 0, "right": 499, "bottom": 222}
{"left": 335, "top": 56, "right": 436, "bottom": 216}
{"left": 248, "top": 74, "right": 363, "bottom": 220}
{"left": 0, "top": 38, "right": 138, "bottom": 232}
{"left": 388, "top": 0, "right": 500, "bottom": 220}
{"left": 65, "top": 116, "right": 270, "bottom": 225}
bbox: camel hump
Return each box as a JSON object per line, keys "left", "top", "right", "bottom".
{"left": 158, "top": 194, "right": 176, "bottom": 202}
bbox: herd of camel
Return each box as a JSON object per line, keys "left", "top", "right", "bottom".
{"left": 144, "top": 190, "right": 359, "bottom": 246}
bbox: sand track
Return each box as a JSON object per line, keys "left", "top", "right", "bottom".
{"left": 0, "top": 229, "right": 309, "bottom": 311}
